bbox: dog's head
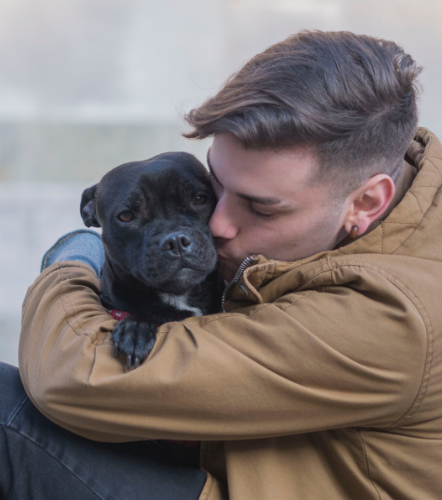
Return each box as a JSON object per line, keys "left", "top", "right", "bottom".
{"left": 80, "top": 152, "right": 218, "bottom": 294}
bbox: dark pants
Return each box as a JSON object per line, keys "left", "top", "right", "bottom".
{"left": 0, "top": 362, "right": 207, "bottom": 500}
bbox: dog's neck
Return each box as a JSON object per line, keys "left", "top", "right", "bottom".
{"left": 100, "top": 257, "right": 159, "bottom": 313}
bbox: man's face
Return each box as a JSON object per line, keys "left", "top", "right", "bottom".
{"left": 207, "top": 134, "right": 348, "bottom": 281}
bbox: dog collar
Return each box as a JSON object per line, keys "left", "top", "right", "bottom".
{"left": 108, "top": 309, "right": 131, "bottom": 321}
{"left": 108, "top": 309, "right": 162, "bottom": 330}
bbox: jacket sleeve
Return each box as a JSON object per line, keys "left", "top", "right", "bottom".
{"left": 19, "top": 261, "right": 427, "bottom": 442}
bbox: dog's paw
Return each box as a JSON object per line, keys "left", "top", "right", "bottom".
{"left": 112, "top": 315, "right": 157, "bottom": 370}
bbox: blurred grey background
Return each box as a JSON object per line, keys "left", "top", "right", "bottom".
{"left": 1, "top": 0, "right": 441, "bottom": 365}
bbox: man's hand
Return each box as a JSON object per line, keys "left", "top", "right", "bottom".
{"left": 112, "top": 315, "right": 157, "bottom": 370}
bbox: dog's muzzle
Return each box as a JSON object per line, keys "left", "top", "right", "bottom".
{"left": 159, "top": 231, "right": 193, "bottom": 257}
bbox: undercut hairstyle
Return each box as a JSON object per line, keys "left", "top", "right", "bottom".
{"left": 183, "top": 30, "right": 422, "bottom": 198}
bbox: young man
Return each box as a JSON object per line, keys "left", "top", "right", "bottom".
{"left": 2, "top": 31, "right": 442, "bottom": 499}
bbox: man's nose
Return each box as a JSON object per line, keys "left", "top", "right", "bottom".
{"left": 209, "top": 197, "right": 239, "bottom": 240}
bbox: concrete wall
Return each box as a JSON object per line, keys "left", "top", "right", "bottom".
{"left": 0, "top": 122, "right": 210, "bottom": 182}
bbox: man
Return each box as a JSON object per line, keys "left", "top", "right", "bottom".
{"left": 2, "top": 30, "right": 442, "bottom": 499}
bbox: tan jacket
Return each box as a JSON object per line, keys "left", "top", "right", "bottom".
{"left": 19, "top": 128, "right": 442, "bottom": 499}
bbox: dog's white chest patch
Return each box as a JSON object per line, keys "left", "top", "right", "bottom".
{"left": 159, "top": 292, "right": 203, "bottom": 317}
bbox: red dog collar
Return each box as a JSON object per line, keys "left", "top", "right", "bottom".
{"left": 108, "top": 309, "right": 131, "bottom": 321}
{"left": 108, "top": 310, "right": 161, "bottom": 329}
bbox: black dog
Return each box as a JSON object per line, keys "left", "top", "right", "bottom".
{"left": 80, "top": 152, "right": 224, "bottom": 369}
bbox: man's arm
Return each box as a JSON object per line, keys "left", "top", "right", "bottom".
{"left": 19, "top": 260, "right": 427, "bottom": 442}
{"left": 40, "top": 228, "right": 105, "bottom": 275}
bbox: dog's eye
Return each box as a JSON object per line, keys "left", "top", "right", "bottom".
{"left": 194, "top": 194, "right": 208, "bottom": 205}
{"left": 118, "top": 211, "right": 134, "bottom": 222}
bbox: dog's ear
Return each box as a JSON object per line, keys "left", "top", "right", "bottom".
{"left": 80, "top": 184, "right": 101, "bottom": 228}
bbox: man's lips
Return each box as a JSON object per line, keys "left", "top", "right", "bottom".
{"left": 216, "top": 243, "right": 242, "bottom": 265}
{"left": 216, "top": 251, "right": 243, "bottom": 268}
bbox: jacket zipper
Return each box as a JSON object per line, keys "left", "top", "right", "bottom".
{"left": 221, "top": 256, "right": 256, "bottom": 312}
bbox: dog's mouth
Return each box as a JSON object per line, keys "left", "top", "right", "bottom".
{"left": 136, "top": 260, "right": 215, "bottom": 294}
{"left": 157, "top": 266, "right": 213, "bottom": 293}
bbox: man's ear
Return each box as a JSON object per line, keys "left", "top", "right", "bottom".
{"left": 343, "top": 174, "right": 395, "bottom": 236}
{"left": 80, "top": 184, "right": 101, "bottom": 228}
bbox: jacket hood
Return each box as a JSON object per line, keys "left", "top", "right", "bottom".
{"left": 226, "top": 128, "right": 442, "bottom": 308}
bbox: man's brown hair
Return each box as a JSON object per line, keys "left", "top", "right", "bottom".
{"left": 184, "top": 30, "right": 422, "bottom": 196}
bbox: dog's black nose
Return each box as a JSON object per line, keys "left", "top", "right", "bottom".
{"left": 160, "top": 232, "right": 192, "bottom": 256}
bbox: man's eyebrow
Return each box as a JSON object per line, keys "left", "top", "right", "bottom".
{"left": 206, "top": 148, "right": 282, "bottom": 206}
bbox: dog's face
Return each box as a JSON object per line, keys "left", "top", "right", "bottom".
{"left": 80, "top": 152, "right": 218, "bottom": 294}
